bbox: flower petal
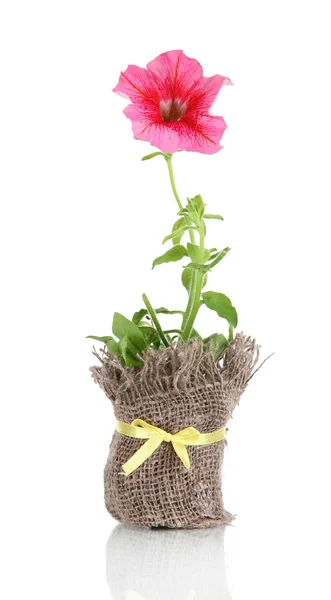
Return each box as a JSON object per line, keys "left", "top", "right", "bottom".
{"left": 113, "top": 64, "right": 160, "bottom": 105}
{"left": 178, "top": 115, "right": 228, "bottom": 154}
{"left": 123, "top": 104, "right": 182, "bottom": 152}
{"left": 191, "top": 75, "right": 233, "bottom": 112}
{"left": 149, "top": 124, "right": 182, "bottom": 153}
{"left": 146, "top": 50, "right": 203, "bottom": 104}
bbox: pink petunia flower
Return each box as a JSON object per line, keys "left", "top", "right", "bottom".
{"left": 113, "top": 50, "right": 232, "bottom": 155}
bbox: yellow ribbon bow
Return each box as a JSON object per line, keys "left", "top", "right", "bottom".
{"left": 116, "top": 418, "right": 226, "bottom": 476}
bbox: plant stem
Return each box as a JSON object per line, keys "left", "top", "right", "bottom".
{"left": 182, "top": 220, "right": 206, "bottom": 342}
{"left": 182, "top": 272, "right": 203, "bottom": 342}
{"left": 164, "top": 154, "right": 196, "bottom": 244}
{"left": 181, "top": 270, "right": 197, "bottom": 332}
{"left": 142, "top": 293, "right": 169, "bottom": 347}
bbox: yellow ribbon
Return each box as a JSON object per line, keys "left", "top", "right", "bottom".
{"left": 116, "top": 418, "right": 226, "bottom": 476}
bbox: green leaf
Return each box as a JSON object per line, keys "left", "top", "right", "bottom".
{"left": 138, "top": 326, "right": 160, "bottom": 345}
{"left": 132, "top": 308, "right": 148, "bottom": 325}
{"left": 186, "top": 195, "right": 206, "bottom": 225}
{"left": 189, "top": 328, "right": 203, "bottom": 340}
{"left": 162, "top": 225, "right": 197, "bottom": 245}
{"left": 86, "top": 335, "right": 114, "bottom": 343}
{"left": 112, "top": 312, "right": 147, "bottom": 352}
{"left": 203, "top": 333, "right": 218, "bottom": 343}
{"left": 184, "top": 262, "right": 211, "bottom": 273}
{"left": 182, "top": 267, "right": 208, "bottom": 293}
{"left": 106, "top": 339, "right": 121, "bottom": 356}
{"left": 171, "top": 217, "right": 186, "bottom": 245}
{"left": 118, "top": 334, "right": 143, "bottom": 368}
{"left": 155, "top": 307, "right": 184, "bottom": 315}
{"left": 203, "top": 333, "right": 228, "bottom": 357}
{"left": 189, "top": 195, "right": 205, "bottom": 214}
{"left": 212, "top": 333, "right": 229, "bottom": 357}
{"left": 202, "top": 291, "right": 238, "bottom": 329}
{"left": 141, "top": 151, "right": 164, "bottom": 161}
{"left": 187, "top": 242, "right": 210, "bottom": 263}
{"left": 207, "top": 247, "right": 231, "bottom": 269}
{"left": 152, "top": 245, "right": 188, "bottom": 269}
{"left": 177, "top": 208, "right": 188, "bottom": 216}
{"left": 142, "top": 293, "right": 169, "bottom": 347}
{"left": 204, "top": 213, "right": 224, "bottom": 221}
{"left": 86, "top": 334, "right": 122, "bottom": 357}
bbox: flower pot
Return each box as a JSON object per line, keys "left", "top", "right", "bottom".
{"left": 91, "top": 333, "right": 258, "bottom": 529}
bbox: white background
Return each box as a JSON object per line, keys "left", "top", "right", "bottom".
{"left": 1, "top": 1, "right": 330, "bottom": 598}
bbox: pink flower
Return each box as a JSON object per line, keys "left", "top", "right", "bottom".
{"left": 113, "top": 50, "right": 232, "bottom": 155}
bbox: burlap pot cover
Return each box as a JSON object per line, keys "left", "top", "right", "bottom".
{"left": 91, "top": 333, "right": 259, "bottom": 529}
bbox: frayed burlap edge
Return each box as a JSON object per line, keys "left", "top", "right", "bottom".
{"left": 90, "top": 332, "right": 260, "bottom": 405}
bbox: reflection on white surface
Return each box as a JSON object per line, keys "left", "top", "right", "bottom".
{"left": 106, "top": 524, "right": 231, "bottom": 599}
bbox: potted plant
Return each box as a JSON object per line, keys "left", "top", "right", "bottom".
{"left": 89, "top": 50, "right": 261, "bottom": 528}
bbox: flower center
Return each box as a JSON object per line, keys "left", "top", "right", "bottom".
{"left": 159, "top": 98, "right": 187, "bottom": 122}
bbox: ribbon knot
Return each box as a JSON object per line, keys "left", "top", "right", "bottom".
{"left": 116, "top": 418, "right": 226, "bottom": 476}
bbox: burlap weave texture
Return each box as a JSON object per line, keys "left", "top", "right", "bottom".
{"left": 91, "top": 333, "right": 259, "bottom": 528}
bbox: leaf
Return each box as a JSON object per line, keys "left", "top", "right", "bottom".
{"left": 112, "top": 312, "right": 147, "bottom": 352}
{"left": 207, "top": 247, "right": 231, "bottom": 269}
{"left": 155, "top": 307, "right": 184, "bottom": 315}
{"left": 203, "top": 333, "right": 228, "bottom": 357}
{"left": 86, "top": 334, "right": 122, "bottom": 357}
{"left": 186, "top": 194, "right": 205, "bottom": 225}
{"left": 187, "top": 243, "right": 210, "bottom": 263}
{"left": 138, "top": 326, "right": 160, "bottom": 345}
{"left": 152, "top": 335, "right": 162, "bottom": 350}
{"left": 202, "top": 291, "right": 238, "bottom": 328}
{"left": 132, "top": 308, "right": 148, "bottom": 324}
{"left": 189, "top": 328, "right": 203, "bottom": 340}
{"left": 162, "top": 225, "right": 197, "bottom": 245}
{"left": 142, "top": 293, "right": 169, "bottom": 347}
{"left": 184, "top": 262, "right": 211, "bottom": 273}
{"left": 138, "top": 325, "right": 156, "bottom": 336}
{"left": 86, "top": 335, "right": 114, "bottom": 343}
{"left": 204, "top": 213, "right": 224, "bottom": 221}
{"left": 182, "top": 267, "right": 208, "bottom": 293}
{"left": 152, "top": 245, "right": 188, "bottom": 269}
{"left": 171, "top": 217, "right": 186, "bottom": 245}
{"left": 106, "top": 339, "right": 121, "bottom": 356}
{"left": 212, "top": 334, "right": 229, "bottom": 357}
{"left": 118, "top": 334, "right": 143, "bottom": 368}
{"left": 141, "top": 151, "right": 164, "bottom": 161}
{"left": 189, "top": 195, "right": 205, "bottom": 214}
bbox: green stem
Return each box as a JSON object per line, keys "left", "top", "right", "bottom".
{"left": 182, "top": 220, "right": 206, "bottom": 342}
{"left": 182, "top": 272, "right": 203, "bottom": 342}
{"left": 142, "top": 293, "right": 169, "bottom": 347}
{"left": 181, "top": 269, "right": 197, "bottom": 332}
{"left": 164, "top": 154, "right": 196, "bottom": 244}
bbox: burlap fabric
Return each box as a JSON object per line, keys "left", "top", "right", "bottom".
{"left": 91, "top": 333, "right": 259, "bottom": 529}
